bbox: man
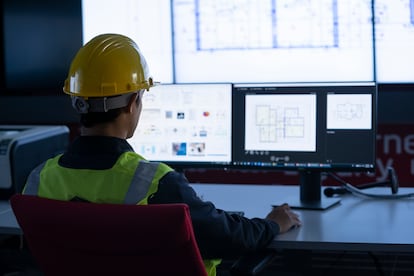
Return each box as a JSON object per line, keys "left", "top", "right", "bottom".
{"left": 23, "top": 33, "right": 301, "bottom": 276}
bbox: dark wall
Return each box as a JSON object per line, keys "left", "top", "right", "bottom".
{"left": 378, "top": 85, "right": 414, "bottom": 124}
{"left": 2, "top": 0, "right": 82, "bottom": 93}
{"left": 0, "top": 0, "right": 81, "bottom": 125}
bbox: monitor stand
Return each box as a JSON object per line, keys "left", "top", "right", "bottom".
{"left": 287, "top": 171, "right": 340, "bottom": 210}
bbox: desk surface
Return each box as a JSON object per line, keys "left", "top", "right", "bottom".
{"left": 191, "top": 183, "right": 414, "bottom": 253}
{"left": 2, "top": 184, "right": 414, "bottom": 253}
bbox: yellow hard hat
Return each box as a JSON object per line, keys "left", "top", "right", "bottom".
{"left": 63, "top": 33, "right": 154, "bottom": 98}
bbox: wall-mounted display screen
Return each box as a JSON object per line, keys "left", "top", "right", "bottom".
{"left": 82, "top": 0, "right": 375, "bottom": 84}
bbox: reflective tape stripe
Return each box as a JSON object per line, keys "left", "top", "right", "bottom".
{"left": 124, "top": 161, "right": 159, "bottom": 204}
{"left": 22, "top": 162, "right": 47, "bottom": 195}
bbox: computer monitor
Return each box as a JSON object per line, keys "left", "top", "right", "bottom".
{"left": 232, "top": 82, "right": 377, "bottom": 210}
{"left": 128, "top": 83, "right": 233, "bottom": 169}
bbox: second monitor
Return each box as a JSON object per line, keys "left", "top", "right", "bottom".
{"left": 128, "top": 83, "right": 233, "bottom": 168}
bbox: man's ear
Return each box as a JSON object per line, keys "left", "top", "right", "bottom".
{"left": 126, "top": 93, "right": 139, "bottom": 113}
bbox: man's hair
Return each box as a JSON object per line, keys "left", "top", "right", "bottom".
{"left": 80, "top": 108, "right": 123, "bottom": 128}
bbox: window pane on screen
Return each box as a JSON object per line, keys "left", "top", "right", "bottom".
{"left": 172, "top": 0, "right": 375, "bottom": 83}
{"left": 374, "top": 0, "right": 414, "bottom": 83}
{"left": 82, "top": 0, "right": 173, "bottom": 83}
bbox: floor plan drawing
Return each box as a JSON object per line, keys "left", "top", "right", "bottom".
{"left": 255, "top": 105, "right": 305, "bottom": 143}
{"left": 245, "top": 94, "right": 316, "bottom": 152}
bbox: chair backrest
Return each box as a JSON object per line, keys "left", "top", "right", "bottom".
{"left": 10, "top": 194, "right": 208, "bottom": 276}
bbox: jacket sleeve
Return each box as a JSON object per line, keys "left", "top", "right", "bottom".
{"left": 148, "top": 171, "right": 280, "bottom": 259}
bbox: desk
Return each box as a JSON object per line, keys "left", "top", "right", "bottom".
{"left": 191, "top": 183, "right": 414, "bottom": 253}
{"left": 2, "top": 183, "right": 414, "bottom": 252}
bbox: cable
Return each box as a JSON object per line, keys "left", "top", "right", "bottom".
{"left": 343, "top": 183, "right": 414, "bottom": 199}
{"left": 325, "top": 171, "right": 414, "bottom": 200}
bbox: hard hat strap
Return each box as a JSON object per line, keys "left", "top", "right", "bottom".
{"left": 71, "top": 93, "right": 137, "bottom": 113}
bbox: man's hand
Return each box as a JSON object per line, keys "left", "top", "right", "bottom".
{"left": 265, "top": 203, "right": 301, "bottom": 233}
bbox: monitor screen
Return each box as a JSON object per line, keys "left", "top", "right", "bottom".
{"left": 128, "top": 83, "right": 233, "bottom": 169}
{"left": 374, "top": 0, "right": 414, "bottom": 83}
{"left": 232, "top": 82, "right": 377, "bottom": 209}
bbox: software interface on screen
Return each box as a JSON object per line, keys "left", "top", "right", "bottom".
{"left": 232, "top": 83, "right": 377, "bottom": 172}
{"left": 128, "top": 83, "right": 232, "bottom": 166}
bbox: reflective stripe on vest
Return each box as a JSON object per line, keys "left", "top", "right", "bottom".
{"left": 23, "top": 161, "right": 47, "bottom": 196}
{"left": 23, "top": 160, "right": 160, "bottom": 205}
{"left": 124, "top": 161, "right": 159, "bottom": 204}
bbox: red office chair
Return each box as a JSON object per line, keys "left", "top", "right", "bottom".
{"left": 10, "top": 194, "right": 208, "bottom": 276}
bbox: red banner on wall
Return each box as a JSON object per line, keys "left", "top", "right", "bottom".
{"left": 376, "top": 124, "right": 414, "bottom": 187}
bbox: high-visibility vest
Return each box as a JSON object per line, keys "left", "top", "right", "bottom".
{"left": 23, "top": 152, "right": 220, "bottom": 275}
{"left": 23, "top": 152, "right": 172, "bottom": 204}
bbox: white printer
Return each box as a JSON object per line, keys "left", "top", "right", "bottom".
{"left": 0, "top": 125, "right": 69, "bottom": 199}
